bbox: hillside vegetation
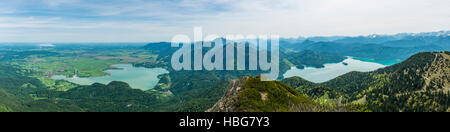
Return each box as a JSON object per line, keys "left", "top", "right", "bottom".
{"left": 208, "top": 76, "right": 362, "bottom": 112}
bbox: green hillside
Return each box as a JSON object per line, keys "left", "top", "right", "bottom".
{"left": 208, "top": 76, "right": 360, "bottom": 112}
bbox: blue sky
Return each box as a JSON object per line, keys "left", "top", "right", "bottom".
{"left": 0, "top": 0, "right": 449, "bottom": 42}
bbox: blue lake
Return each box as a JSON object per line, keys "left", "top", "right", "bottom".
{"left": 52, "top": 64, "right": 169, "bottom": 90}
{"left": 283, "top": 57, "right": 400, "bottom": 83}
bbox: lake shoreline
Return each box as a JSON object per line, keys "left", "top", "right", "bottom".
{"left": 283, "top": 57, "right": 401, "bottom": 83}
{"left": 51, "top": 64, "right": 169, "bottom": 91}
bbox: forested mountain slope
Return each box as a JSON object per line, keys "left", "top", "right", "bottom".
{"left": 283, "top": 52, "right": 450, "bottom": 112}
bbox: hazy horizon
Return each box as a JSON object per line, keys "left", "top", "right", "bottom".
{"left": 0, "top": 30, "right": 448, "bottom": 44}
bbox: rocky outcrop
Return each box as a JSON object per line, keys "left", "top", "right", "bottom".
{"left": 206, "top": 76, "right": 250, "bottom": 112}
{"left": 422, "top": 52, "right": 450, "bottom": 92}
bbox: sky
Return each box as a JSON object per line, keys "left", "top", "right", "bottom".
{"left": 0, "top": 0, "right": 449, "bottom": 42}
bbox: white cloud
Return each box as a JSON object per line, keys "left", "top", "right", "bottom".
{"left": 187, "top": 0, "right": 450, "bottom": 37}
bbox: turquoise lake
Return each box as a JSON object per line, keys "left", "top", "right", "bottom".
{"left": 283, "top": 57, "right": 401, "bottom": 83}
{"left": 52, "top": 64, "right": 169, "bottom": 90}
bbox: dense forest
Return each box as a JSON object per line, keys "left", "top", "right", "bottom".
{"left": 285, "top": 50, "right": 346, "bottom": 69}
